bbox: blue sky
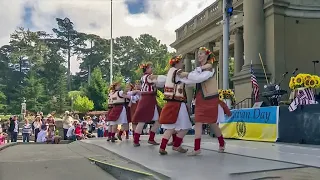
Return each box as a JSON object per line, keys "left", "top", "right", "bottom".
{"left": 125, "top": 0, "right": 147, "bottom": 14}
{"left": 22, "top": 0, "right": 147, "bottom": 29}
{"left": 2, "top": 0, "right": 214, "bottom": 73}
{"left": 22, "top": 5, "right": 34, "bottom": 28}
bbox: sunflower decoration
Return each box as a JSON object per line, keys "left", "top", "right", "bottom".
{"left": 218, "top": 89, "right": 236, "bottom": 105}
{"left": 315, "top": 76, "right": 320, "bottom": 88}
{"left": 294, "top": 74, "right": 304, "bottom": 86}
{"left": 289, "top": 73, "right": 320, "bottom": 90}
{"left": 169, "top": 54, "right": 183, "bottom": 66}
{"left": 289, "top": 77, "right": 296, "bottom": 90}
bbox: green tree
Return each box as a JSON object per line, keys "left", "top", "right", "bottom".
{"left": 53, "top": 17, "right": 85, "bottom": 90}
{"left": 23, "top": 70, "right": 45, "bottom": 112}
{"left": 68, "top": 91, "right": 84, "bottom": 100}
{"left": 156, "top": 90, "right": 166, "bottom": 108}
{"left": 77, "top": 34, "right": 111, "bottom": 84}
{"left": 84, "top": 67, "right": 108, "bottom": 110}
{"left": 73, "top": 95, "right": 94, "bottom": 113}
{"left": 0, "top": 91, "right": 6, "bottom": 112}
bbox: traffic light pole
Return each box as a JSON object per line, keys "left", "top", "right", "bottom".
{"left": 223, "top": 0, "right": 231, "bottom": 106}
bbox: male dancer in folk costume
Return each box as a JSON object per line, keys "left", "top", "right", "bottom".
{"left": 159, "top": 55, "right": 213, "bottom": 155}
{"left": 107, "top": 82, "right": 131, "bottom": 142}
{"left": 132, "top": 62, "right": 166, "bottom": 147}
{"left": 178, "top": 47, "right": 231, "bottom": 156}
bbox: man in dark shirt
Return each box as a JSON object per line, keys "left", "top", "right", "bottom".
{"left": 8, "top": 116, "right": 18, "bottom": 142}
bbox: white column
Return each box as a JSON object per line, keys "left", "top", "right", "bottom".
{"left": 243, "top": 0, "right": 265, "bottom": 66}
{"left": 234, "top": 28, "right": 244, "bottom": 74}
{"left": 185, "top": 53, "right": 194, "bottom": 111}
{"left": 218, "top": 39, "right": 223, "bottom": 89}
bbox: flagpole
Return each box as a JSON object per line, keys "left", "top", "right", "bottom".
{"left": 110, "top": 0, "right": 113, "bottom": 84}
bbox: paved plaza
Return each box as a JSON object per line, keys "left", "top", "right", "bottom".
{"left": 1, "top": 135, "right": 320, "bottom": 180}
{"left": 83, "top": 135, "right": 320, "bottom": 180}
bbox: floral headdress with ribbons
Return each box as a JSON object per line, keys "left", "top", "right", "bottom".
{"left": 126, "top": 83, "right": 134, "bottom": 90}
{"left": 135, "top": 80, "right": 141, "bottom": 84}
{"left": 169, "top": 54, "right": 183, "bottom": 66}
{"left": 199, "top": 47, "right": 217, "bottom": 64}
{"left": 139, "top": 63, "right": 148, "bottom": 69}
{"left": 109, "top": 81, "right": 120, "bottom": 91}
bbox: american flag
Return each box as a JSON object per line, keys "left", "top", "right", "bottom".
{"left": 250, "top": 60, "right": 260, "bottom": 102}
{"left": 288, "top": 88, "right": 317, "bottom": 112}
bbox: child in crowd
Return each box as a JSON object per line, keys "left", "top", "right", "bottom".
{"left": 97, "top": 117, "right": 105, "bottom": 138}
{"left": 0, "top": 132, "right": 7, "bottom": 145}
{"left": 47, "top": 124, "right": 61, "bottom": 144}
{"left": 36, "top": 125, "right": 48, "bottom": 143}
{"left": 75, "top": 122, "right": 84, "bottom": 140}
{"left": 22, "top": 119, "right": 32, "bottom": 143}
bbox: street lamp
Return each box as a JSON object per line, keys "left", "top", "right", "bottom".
{"left": 21, "top": 97, "right": 26, "bottom": 121}
{"left": 63, "top": 17, "right": 70, "bottom": 24}
{"left": 222, "top": 0, "right": 233, "bottom": 107}
{"left": 110, "top": 0, "right": 114, "bottom": 84}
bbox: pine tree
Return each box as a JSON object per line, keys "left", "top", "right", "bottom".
{"left": 84, "top": 67, "right": 108, "bottom": 110}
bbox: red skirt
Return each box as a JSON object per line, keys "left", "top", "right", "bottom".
{"left": 132, "top": 92, "right": 160, "bottom": 123}
{"left": 195, "top": 91, "right": 231, "bottom": 124}
{"left": 159, "top": 101, "right": 181, "bottom": 124}
{"left": 107, "top": 105, "right": 124, "bottom": 121}
{"left": 130, "top": 102, "right": 139, "bottom": 125}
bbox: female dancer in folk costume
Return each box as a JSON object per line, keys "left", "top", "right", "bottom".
{"left": 107, "top": 82, "right": 131, "bottom": 142}
{"left": 132, "top": 62, "right": 166, "bottom": 147}
{"left": 106, "top": 84, "right": 115, "bottom": 141}
{"left": 159, "top": 55, "right": 213, "bottom": 155}
{"left": 127, "top": 81, "right": 141, "bottom": 135}
{"left": 117, "top": 83, "right": 138, "bottom": 140}
{"left": 178, "top": 47, "right": 231, "bottom": 156}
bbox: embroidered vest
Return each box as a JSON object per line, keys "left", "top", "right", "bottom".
{"left": 111, "top": 90, "right": 126, "bottom": 104}
{"left": 197, "top": 67, "right": 219, "bottom": 100}
{"left": 164, "top": 67, "right": 187, "bottom": 102}
{"left": 108, "top": 92, "right": 113, "bottom": 107}
{"left": 141, "top": 74, "right": 156, "bottom": 92}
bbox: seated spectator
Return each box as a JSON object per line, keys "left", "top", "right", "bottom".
{"left": 67, "top": 120, "right": 78, "bottom": 141}
{"left": 36, "top": 125, "right": 48, "bottom": 143}
{"left": 0, "top": 132, "right": 7, "bottom": 145}
{"left": 75, "top": 122, "right": 84, "bottom": 140}
{"left": 47, "top": 127, "right": 61, "bottom": 144}
{"left": 82, "top": 127, "right": 95, "bottom": 138}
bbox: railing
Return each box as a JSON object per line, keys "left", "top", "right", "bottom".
{"left": 175, "top": 0, "right": 243, "bottom": 41}
{"left": 176, "top": 1, "right": 220, "bottom": 40}
{"left": 233, "top": 98, "right": 253, "bottom": 109}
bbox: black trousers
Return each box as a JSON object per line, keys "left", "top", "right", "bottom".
{"left": 10, "top": 132, "right": 18, "bottom": 142}
{"left": 34, "top": 128, "right": 40, "bottom": 142}
{"left": 63, "top": 129, "right": 68, "bottom": 140}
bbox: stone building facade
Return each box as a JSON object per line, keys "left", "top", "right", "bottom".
{"left": 170, "top": 0, "right": 320, "bottom": 107}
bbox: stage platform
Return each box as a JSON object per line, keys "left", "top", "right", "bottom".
{"left": 82, "top": 135, "right": 320, "bottom": 180}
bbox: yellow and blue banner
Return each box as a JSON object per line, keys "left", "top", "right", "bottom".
{"left": 219, "top": 106, "right": 279, "bottom": 142}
